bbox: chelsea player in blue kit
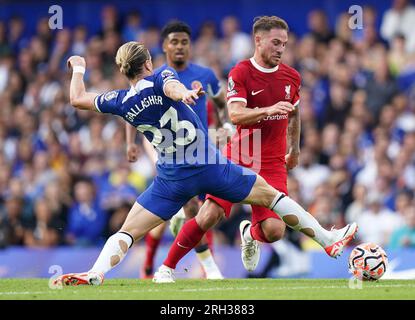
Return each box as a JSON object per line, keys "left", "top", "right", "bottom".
{"left": 55, "top": 41, "right": 357, "bottom": 286}
{"left": 125, "top": 22, "right": 226, "bottom": 280}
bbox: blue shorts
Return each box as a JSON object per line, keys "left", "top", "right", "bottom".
{"left": 136, "top": 160, "right": 257, "bottom": 220}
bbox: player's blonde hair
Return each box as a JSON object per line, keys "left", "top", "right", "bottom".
{"left": 253, "top": 16, "right": 289, "bottom": 34}
{"left": 115, "top": 41, "right": 150, "bottom": 79}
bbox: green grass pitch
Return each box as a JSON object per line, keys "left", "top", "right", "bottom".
{"left": 0, "top": 279, "right": 414, "bottom": 300}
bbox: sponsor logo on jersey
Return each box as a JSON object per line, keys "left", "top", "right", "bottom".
{"left": 228, "top": 76, "right": 235, "bottom": 91}
{"left": 161, "top": 69, "right": 176, "bottom": 82}
{"left": 227, "top": 90, "right": 238, "bottom": 97}
{"left": 263, "top": 113, "right": 288, "bottom": 121}
{"left": 103, "top": 90, "right": 118, "bottom": 102}
{"left": 285, "top": 85, "right": 291, "bottom": 100}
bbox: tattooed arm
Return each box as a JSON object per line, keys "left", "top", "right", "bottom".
{"left": 285, "top": 106, "right": 301, "bottom": 170}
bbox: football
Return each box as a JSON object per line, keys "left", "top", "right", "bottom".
{"left": 348, "top": 243, "right": 388, "bottom": 281}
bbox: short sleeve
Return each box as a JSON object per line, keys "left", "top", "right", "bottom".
{"left": 226, "top": 66, "right": 247, "bottom": 105}
{"left": 292, "top": 74, "right": 301, "bottom": 108}
{"left": 206, "top": 69, "right": 222, "bottom": 98}
{"left": 94, "top": 90, "right": 126, "bottom": 115}
{"left": 154, "top": 67, "right": 181, "bottom": 96}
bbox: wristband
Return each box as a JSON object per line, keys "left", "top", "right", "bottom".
{"left": 72, "top": 66, "right": 85, "bottom": 75}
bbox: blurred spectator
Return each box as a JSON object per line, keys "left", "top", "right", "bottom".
{"left": 122, "top": 10, "right": 144, "bottom": 42}
{"left": 43, "top": 180, "right": 70, "bottom": 238}
{"left": 140, "top": 26, "right": 163, "bottom": 58}
{"left": 72, "top": 25, "right": 88, "bottom": 56}
{"left": 107, "top": 203, "right": 130, "bottom": 235}
{"left": 309, "top": 194, "right": 342, "bottom": 230}
{"left": 23, "top": 198, "right": 60, "bottom": 247}
{"left": 352, "top": 6, "right": 378, "bottom": 49}
{"left": 8, "top": 16, "right": 28, "bottom": 54}
{"left": 0, "top": 21, "right": 12, "bottom": 57}
{"left": 356, "top": 191, "right": 403, "bottom": 246}
{"left": 345, "top": 184, "right": 367, "bottom": 224}
{"left": 323, "top": 82, "right": 351, "bottom": 128}
{"left": 292, "top": 147, "right": 330, "bottom": 205}
{"left": 193, "top": 21, "right": 221, "bottom": 68}
{"left": 99, "top": 5, "right": 121, "bottom": 36}
{"left": 0, "top": 196, "right": 26, "bottom": 246}
{"left": 99, "top": 162, "right": 137, "bottom": 212}
{"left": 307, "top": 10, "right": 334, "bottom": 44}
{"left": 35, "top": 17, "right": 53, "bottom": 47}
{"left": 389, "top": 205, "right": 415, "bottom": 249}
{"left": 364, "top": 55, "right": 399, "bottom": 122}
{"left": 65, "top": 179, "right": 107, "bottom": 246}
{"left": 220, "top": 16, "right": 252, "bottom": 69}
{"left": 381, "top": 0, "right": 415, "bottom": 53}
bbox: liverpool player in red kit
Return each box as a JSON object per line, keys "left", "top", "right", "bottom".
{"left": 153, "top": 16, "right": 357, "bottom": 282}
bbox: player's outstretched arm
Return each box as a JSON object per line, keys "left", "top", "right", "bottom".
{"left": 228, "top": 101, "right": 295, "bottom": 126}
{"left": 164, "top": 81, "right": 205, "bottom": 105}
{"left": 67, "top": 55, "right": 98, "bottom": 111}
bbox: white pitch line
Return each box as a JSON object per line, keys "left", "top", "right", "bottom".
{"left": 1, "top": 283, "right": 415, "bottom": 296}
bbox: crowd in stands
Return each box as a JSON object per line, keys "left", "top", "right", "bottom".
{"left": 0, "top": 1, "right": 414, "bottom": 252}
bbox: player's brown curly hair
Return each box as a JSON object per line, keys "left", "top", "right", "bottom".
{"left": 253, "top": 16, "right": 289, "bottom": 34}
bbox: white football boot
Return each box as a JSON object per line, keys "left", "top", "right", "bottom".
{"left": 239, "top": 220, "right": 260, "bottom": 272}
{"left": 325, "top": 222, "right": 358, "bottom": 258}
{"left": 152, "top": 265, "right": 176, "bottom": 283}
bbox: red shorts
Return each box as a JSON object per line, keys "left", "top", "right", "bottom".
{"left": 206, "top": 168, "right": 287, "bottom": 227}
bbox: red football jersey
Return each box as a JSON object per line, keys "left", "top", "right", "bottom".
{"left": 224, "top": 58, "right": 301, "bottom": 173}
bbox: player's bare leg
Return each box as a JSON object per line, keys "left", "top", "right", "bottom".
{"left": 54, "top": 202, "right": 164, "bottom": 286}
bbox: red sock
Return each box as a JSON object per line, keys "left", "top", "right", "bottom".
{"left": 250, "top": 223, "right": 272, "bottom": 243}
{"left": 144, "top": 233, "right": 161, "bottom": 270}
{"left": 164, "top": 218, "right": 206, "bottom": 269}
{"left": 205, "top": 229, "right": 214, "bottom": 252}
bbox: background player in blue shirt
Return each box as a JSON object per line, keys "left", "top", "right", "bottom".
{"left": 125, "top": 21, "right": 226, "bottom": 280}
{"left": 55, "top": 41, "right": 357, "bottom": 286}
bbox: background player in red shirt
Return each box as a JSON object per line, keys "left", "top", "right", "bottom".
{"left": 154, "top": 16, "right": 356, "bottom": 282}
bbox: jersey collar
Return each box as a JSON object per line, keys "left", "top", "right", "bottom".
{"left": 250, "top": 57, "right": 279, "bottom": 73}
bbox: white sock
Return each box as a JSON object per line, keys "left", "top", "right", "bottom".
{"left": 89, "top": 232, "right": 134, "bottom": 274}
{"left": 196, "top": 250, "right": 223, "bottom": 278}
{"left": 269, "top": 194, "right": 333, "bottom": 247}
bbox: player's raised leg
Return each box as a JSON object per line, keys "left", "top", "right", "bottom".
{"left": 154, "top": 165, "right": 357, "bottom": 283}
{"left": 243, "top": 174, "right": 358, "bottom": 257}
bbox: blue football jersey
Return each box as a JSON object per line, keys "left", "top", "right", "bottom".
{"left": 158, "top": 63, "right": 221, "bottom": 129}
{"left": 94, "top": 66, "right": 222, "bottom": 180}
